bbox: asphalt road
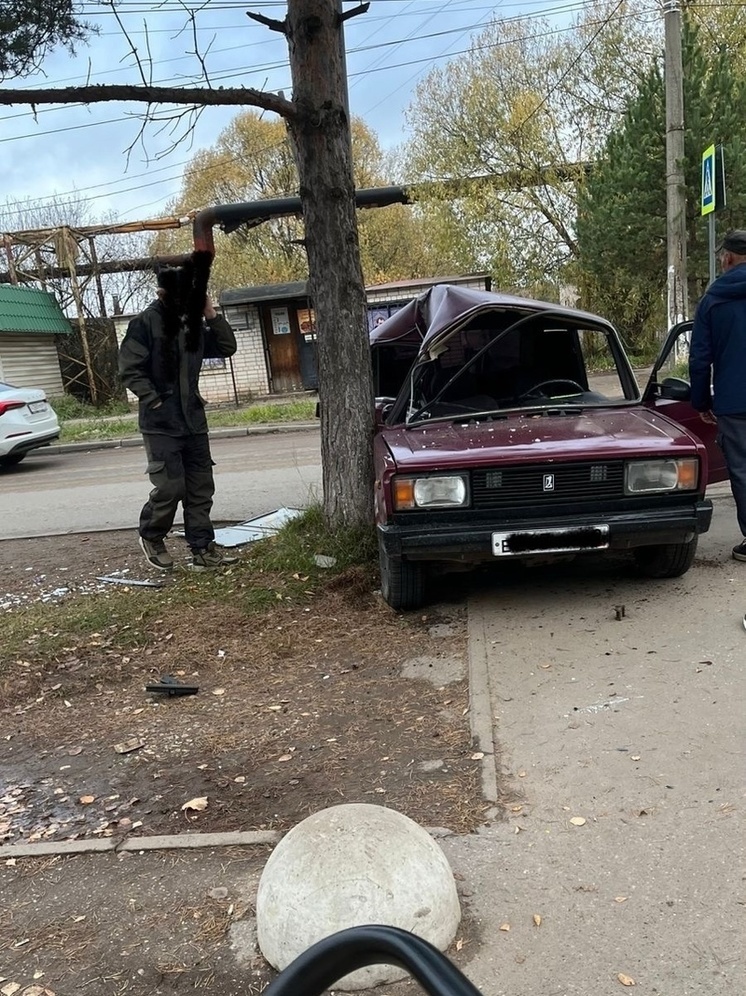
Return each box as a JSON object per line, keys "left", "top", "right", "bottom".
{"left": 0, "top": 431, "right": 322, "bottom": 538}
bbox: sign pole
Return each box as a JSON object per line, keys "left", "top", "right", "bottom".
{"left": 709, "top": 213, "right": 716, "bottom": 284}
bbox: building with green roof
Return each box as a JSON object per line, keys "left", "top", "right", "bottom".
{"left": 0, "top": 285, "right": 71, "bottom": 397}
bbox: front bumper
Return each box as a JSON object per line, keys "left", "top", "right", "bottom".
{"left": 378, "top": 500, "right": 713, "bottom": 562}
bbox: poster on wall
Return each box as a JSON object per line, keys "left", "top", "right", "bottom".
{"left": 367, "top": 305, "right": 404, "bottom": 332}
{"left": 297, "top": 307, "right": 317, "bottom": 342}
{"left": 270, "top": 307, "right": 291, "bottom": 335}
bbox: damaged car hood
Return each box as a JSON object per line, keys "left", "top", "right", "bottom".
{"left": 379, "top": 408, "right": 697, "bottom": 472}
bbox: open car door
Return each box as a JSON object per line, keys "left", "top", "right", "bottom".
{"left": 643, "top": 320, "right": 729, "bottom": 483}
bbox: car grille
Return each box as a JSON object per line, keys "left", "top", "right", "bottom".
{"left": 471, "top": 461, "right": 626, "bottom": 508}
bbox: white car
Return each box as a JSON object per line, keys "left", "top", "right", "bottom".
{"left": 0, "top": 381, "right": 60, "bottom": 468}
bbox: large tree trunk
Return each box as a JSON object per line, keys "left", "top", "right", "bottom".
{"left": 285, "top": 0, "right": 374, "bottom": 531}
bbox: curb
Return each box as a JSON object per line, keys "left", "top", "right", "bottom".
{"left": 466, "top": 599, "right": 499, "bottom": 819}
{"left": 44, "top": 422, "right": 320, "bottom": 455}
{"left": 0, "top": 830, "right": 282, "bottom": 859}
{"left": 0, "top": 826, "right": 456, "bottom": 860}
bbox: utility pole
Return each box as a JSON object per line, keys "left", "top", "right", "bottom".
{"left": 663, "top": 0, "right": 688, "bottom": 330}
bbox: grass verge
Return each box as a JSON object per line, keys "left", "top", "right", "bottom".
{"left": 0, "top": 508, "right": 377, "bottom": 689}
{"left": 58, "top": 398, "right": 317, "bottom": 443}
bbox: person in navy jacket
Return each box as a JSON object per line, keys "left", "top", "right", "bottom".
{"left": 690, "top": 230, "right": 746, "bottom": 561}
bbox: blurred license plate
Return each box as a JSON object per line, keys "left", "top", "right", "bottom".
{"left": 491, "top": 524, "right": 609, "bottom": 557}
{"left": 28, "top": 401, "right": 47, "bottom": 413}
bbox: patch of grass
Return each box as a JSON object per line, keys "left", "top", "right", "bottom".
{"left": 0, "top": 508, "right": 377, "bottom": 676}
{"left": 60, "top": 417, "right": 139, "bottom": 442}
{"left": 57, "top": 399, "right": 317, "bottom": 443}
{"left": 208, "top": 399, "right": 317, "bottom": 427}
{"left": 50, "top": 395, "right": 131, "bottom": 421}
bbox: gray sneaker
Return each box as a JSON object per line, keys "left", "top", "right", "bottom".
{"left": 139, "top": 535, "right": 174, "bottom": 571}
{"left": 190, "top": 542, "right": 239, "bottom": 571}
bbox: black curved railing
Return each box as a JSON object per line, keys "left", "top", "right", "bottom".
{"left": 263, "top": 924, "right": 482, "bottom": 996}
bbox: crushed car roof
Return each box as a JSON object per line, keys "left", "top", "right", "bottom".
{"left": 369, "top": 284, "right": 615, "bottom": 352}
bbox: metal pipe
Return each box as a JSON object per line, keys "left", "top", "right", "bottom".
{"left": 192, "top": 186, "right": 413, "bottom": 255}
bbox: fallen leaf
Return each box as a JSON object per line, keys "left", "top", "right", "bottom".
{"left": 5, "top": 858, "right": 16, "bottom": 867}
{"left": 67, "top": 746, "right": 83, "bottom": 756}
{"left": 471, "top": 751, "right": 485, "bottom": 760}
{"left": 234, "top": 776, "right": 246, "bottom": 784}
{"left": 518, "top": 771, "right": 527, "bottom": 778}
{"left": 277, "top": 755, "right": 293, "bottom": 762}
{"left": 533, "top": 914, "right": 542, "bottom": 926}
{"left": 631, "top": 755, "right": 641, "bottom": 761}
{"left": 499, "top": 923, "right": 511, "bottom": 932}
{"left": 570, "top": 816, "right": 586, "bottom": 826}
{"left": 0, "top": 983, "right": 21, "bottom": 996}
{"left": 212, "top": 688, "right": 226, "bottom": 696}
{"left": 540, "top": 663, "right": 552, "bottom": 669}
{"left": 79, "top": 795, "right": 95, "bottom": 805}
{"left": 455, "top": 938, "right": 464, "bottom": 951}
{"left": 615, "top": 896, "right": 628, "bottom": 903}
{"left": 72, "top": 915, "right": 86, "bottom": 922}
{"left": 181, "top": 796, "right": 208, "bottom": 813}
{"left": 617, "top": 973, "right": 636, "bottom": 987}
{"left": 510, "top": 805, "right": 523, "bottom": 813}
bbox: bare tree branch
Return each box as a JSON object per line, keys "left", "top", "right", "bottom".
{"left": 0, "top": 85, "right": 296, "bottom": 118}
{"left": 247, "top": 11, "right": 288, "bottom": 34}
{"left": 107, "top": 0, "right": 151, "bottom": 86}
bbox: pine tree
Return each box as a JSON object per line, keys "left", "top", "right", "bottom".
{"left": 576, "top": 17, "right": 746, "bottom": 350}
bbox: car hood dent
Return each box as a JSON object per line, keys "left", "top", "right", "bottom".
{"left": 381, "top": 407, "right": 699, "bottom": 470}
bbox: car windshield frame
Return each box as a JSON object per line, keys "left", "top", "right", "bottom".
{"left": 384, "top": 305, "right": 640, "bottom": 427}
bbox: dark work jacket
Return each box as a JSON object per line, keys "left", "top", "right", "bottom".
{"left": 689, "top": 262, "right": 746, "bottom": 415}
{"left": 118, "top": 299, "right": 237, "bottom": 435}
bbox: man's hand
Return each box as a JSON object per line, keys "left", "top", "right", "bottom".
{"left": 204, "top": 294, "right": 217, "bottom": 320}
{"left": 699, "top": 410, "right": 717, "bottom": 425}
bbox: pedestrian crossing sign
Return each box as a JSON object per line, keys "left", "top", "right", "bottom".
{"left": 701, "top": 144, "right": 716, "bottom": 216}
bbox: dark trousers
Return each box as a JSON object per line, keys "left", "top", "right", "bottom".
{"left": 718, "top": 414, "right": 746, "bottom": 536}
{"left": 139, "top": 433, "right": 215, "bottom": 551}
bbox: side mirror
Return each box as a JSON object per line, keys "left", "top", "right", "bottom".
{"left": 374, "top": 398, "right": 396, "bottom": 426}
{"left": 659, "top": 376, "right": 691, "bottom": 401}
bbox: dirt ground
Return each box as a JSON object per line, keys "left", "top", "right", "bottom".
{"left": 1, "top": 531, "right": 487, "bottom": 849}
{"left": 1, "top": 844, "right": 482, "bottom": 996}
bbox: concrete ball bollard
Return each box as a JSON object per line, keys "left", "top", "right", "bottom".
{"left": 256, "top": 803, "right": 461, "bottom": 990}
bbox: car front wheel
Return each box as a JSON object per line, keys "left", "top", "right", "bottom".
{"left": 633, "top": 538, "right": 697, "bottom": 578}
{"left": 0, "top": 453, "right": 26, "bottom": 468}
{"left": 379, "top": 543, "right": 425, "bottom": 611}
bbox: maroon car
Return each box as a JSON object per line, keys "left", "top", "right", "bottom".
{"left": 371, "top": 285, "right": 727, "bottom": 610}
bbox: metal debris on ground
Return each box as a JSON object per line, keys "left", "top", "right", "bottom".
{"left": 173, "top": 507, "right": 304, "bottom": 548}
{"left": 96, "top": 575, "right": 165, "bottom": 588}
{"left": 313, "top": 554, "right": 337, "bottom": 568}
{"left": 145, "top": 676, "right": 199, "bottom": 697}
{"left": 113, "top": 738, "right": 146, "bottom": 755}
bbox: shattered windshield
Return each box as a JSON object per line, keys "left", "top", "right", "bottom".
{"left": 403, "top": 312, "right": 635, "bottom": 424}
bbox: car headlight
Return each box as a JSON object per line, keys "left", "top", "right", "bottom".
{"left": 393, "top": 474, "right": 468, "bottom": 510}
{"left": 625, "top": 458, "right": 699, "bottom": 494}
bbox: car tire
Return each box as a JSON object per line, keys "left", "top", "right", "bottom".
{"left": 633, "top": 537, "right": 698, "bottom": 578}
{"left": 0, "top": 453, "right": 26, "bottom": 468}
{"left": 379, "top": 544, "right": 425, "bottom": 610}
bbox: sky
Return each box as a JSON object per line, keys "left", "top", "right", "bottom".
{"left": 0, "top": 0, "right": 589, "bottom": 226}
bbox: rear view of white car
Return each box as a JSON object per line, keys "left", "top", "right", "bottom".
{"left": 0, "top": 381, "right": 60, "bottom": 468}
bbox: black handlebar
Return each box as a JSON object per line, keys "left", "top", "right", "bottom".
{"left": 262, "top": 924, "right": 482, "bottom": 996}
